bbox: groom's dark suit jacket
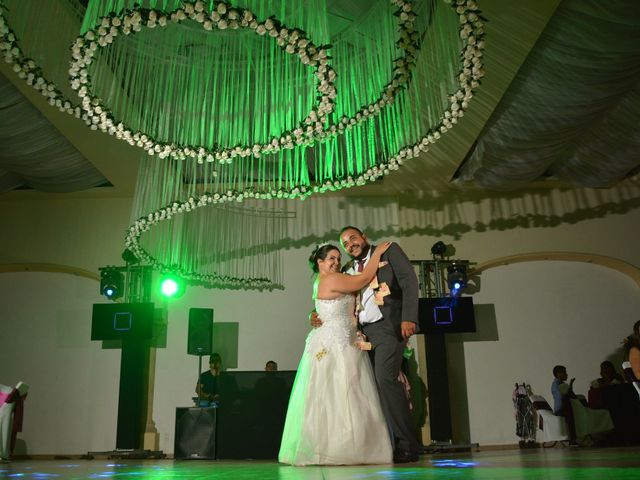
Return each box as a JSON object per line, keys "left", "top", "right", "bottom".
{"left": 344, "top": 243, "right": 419, "bottom": 334}
{"left": 344, "top": 242, "right": 422, "bottom": 455}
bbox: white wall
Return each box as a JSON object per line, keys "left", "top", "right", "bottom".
{"left": 0, "top": 196, "right": 133, "bottom": 271}
{"left": 1, "top": 184, "right": 640, "bottom": 453}
{"left": 0, "top": 272, "right": 119, "bottom": 454}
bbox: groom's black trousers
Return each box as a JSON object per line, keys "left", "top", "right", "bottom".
{"left": 363, "top": 319, "right": 421, "bottom": 455}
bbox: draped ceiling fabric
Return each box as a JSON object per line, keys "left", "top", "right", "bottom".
{"left": 0, "top": 0, "right": 107, "bottom": 193}
{"left": 0, "top": 73, "right": 107, "bottom": 193}
{"left": 455, "top": 0, "right": 640, "bottom": 189}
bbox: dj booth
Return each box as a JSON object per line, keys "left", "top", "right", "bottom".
{"left": 174, "top": 371, "right": 295, "bottom": 459}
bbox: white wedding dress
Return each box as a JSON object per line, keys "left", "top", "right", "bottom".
{"left": 278, "top": 295, "right": 393, "bottom": 465}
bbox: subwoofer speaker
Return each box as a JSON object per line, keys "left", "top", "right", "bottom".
{"left": 174, "top": 407, "right": 216, "bottom": 459}
{"left": 188, "top": 308, "right": 213, "bottom": 356}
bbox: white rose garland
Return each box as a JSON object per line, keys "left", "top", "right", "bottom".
{"left": 68, "top": 0, "right": 427, "bottom": 164}
{"left": 69, "top": 0, "right": 337, "bottom": 164}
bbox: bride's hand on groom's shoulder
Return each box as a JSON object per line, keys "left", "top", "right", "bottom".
{"left": 375, "top": 241, "right": 393, "bottom": 257}
{"left": 309, "top": 310, "right": 322, "bottom": 328}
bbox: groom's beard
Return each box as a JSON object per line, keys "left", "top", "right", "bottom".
{"left": 354, "top": 244, "right": 371, "bottom": 262}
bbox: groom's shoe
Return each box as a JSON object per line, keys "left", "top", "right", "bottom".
{"left": 393, "top": 450, "right": 420, "bottom": 463}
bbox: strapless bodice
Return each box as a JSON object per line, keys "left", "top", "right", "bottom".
{"left": 315, "top": 295, "right": 356, "bottom": 324}
{"left": 308, "top": 295, "right": 357, "bottom": 350}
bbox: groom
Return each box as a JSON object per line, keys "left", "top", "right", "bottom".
{"left": 313, "top": 226, "right": 422, "bottom": 462}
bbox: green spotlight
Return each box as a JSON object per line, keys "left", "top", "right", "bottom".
{"left": 159, "top": 275, "right": 185, "bottom": 299}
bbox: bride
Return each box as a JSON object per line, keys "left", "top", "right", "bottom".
{"left": 278, "top": 243, "right": 393, "bottom": 465}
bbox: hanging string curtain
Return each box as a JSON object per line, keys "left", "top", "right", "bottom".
{"left": 129, "top": 155, "right": 289, "bottom": 289}
{"left": 77, "top": 0, "right": 332, "bottom": 162}
{"left": 73, "top": 0, "right": 481, "bottom": 201}
{"left": 136, "top": 202, "right": 288, "bottom": 290}
{"left": 81, "top": 0, "right": 328, "bottom": 158}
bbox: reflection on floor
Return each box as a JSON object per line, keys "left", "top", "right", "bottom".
{"left": 2, "top": 447, "right": 640, "bottom": 479}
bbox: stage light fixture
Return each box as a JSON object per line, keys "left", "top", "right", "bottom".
{"left": 100, "top": 267, "right": 124, "bottom": 300}
{"left": 447, "top": 263, "right": 468, "bottom": 296}
{"left": 159, "top": 274, "right": 186, "bottom": 299}
{"left": 431, "top": 241, "right": 447, "bottom": 258}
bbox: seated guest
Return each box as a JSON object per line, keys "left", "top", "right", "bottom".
{"left": 196, "top": 353, "right": 222, "bottom": 402}
{"left": 265, "top": 360, "right": 278, "bottom": 372}
{"left": 553, "top": 365, "right": 615, "bottom": 444}
{"left": 257, "top": 360, "right": 288, "bottom": 405}
{"left": 255, "top": 362, "right": 289, "bottom": 418}
{"left": 590, "top": 361, "right": 624, "bottom": 389}
{"left": 551, "top": 365, "right": 575, "bottom": 414}
{"left": 551, "top": 365, "right": 578, "bottom": 443}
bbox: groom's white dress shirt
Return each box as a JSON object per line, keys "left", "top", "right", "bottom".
{"left": 348, "top": 247, "right": 383, "bottom": 325}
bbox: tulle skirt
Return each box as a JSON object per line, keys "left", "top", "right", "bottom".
{"left": 278, "top": 338, "right": 393, "bottom": 465}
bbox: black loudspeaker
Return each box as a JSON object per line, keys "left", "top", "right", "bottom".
{"left": 174, "top": 407, "right": 217, "bottom": 459}
{"left": 418, "top": 297, "right": 476, "bottom": 334}
{"left": 92, "top": 303, "right": 155, "bottom": 340}
{"left": 188, "top": 308, "right": 213, "bottom": 355}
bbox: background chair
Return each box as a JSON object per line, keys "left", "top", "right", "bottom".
{"left": 529, "top": 394, "right": 569, "bottom": 446}
{"left": 0, "top": 382, "right": 28, "bottom": 461}
{"left": 568, "top": 397, "right": 614, "bottom": 443}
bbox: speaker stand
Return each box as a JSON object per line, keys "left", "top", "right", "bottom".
{"left": 115, "top": 338, "right": 150, "bottom": 449}
{"left": 195, "top": 350, "right": 204, "bottom": 403}
{"left": 422, "top": 334, "right": 480, "bottom": 453}
{"left": 423, "top": 334, "right": 452, "bottom": 442}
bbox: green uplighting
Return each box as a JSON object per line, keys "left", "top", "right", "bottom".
{"left": 160, "top": 275, "right": 184, "bottom": 298}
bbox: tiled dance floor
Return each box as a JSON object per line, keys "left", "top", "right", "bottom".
{"left": 2, "top": 447, "right": 640, "bottom": 479}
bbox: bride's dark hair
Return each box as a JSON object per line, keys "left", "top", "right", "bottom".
{"left": 309, "top": 244, "right": 339, "bottom": 273}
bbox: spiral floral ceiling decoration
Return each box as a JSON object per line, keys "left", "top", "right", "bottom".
{"left": 1, "top": 0, "right": 485, "bottom": 289}
{"left": 71, "top": 0, "right": 484, "bottom": 194}
{"left": 119, "top": 1, "right": 482, "bottom": 289}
